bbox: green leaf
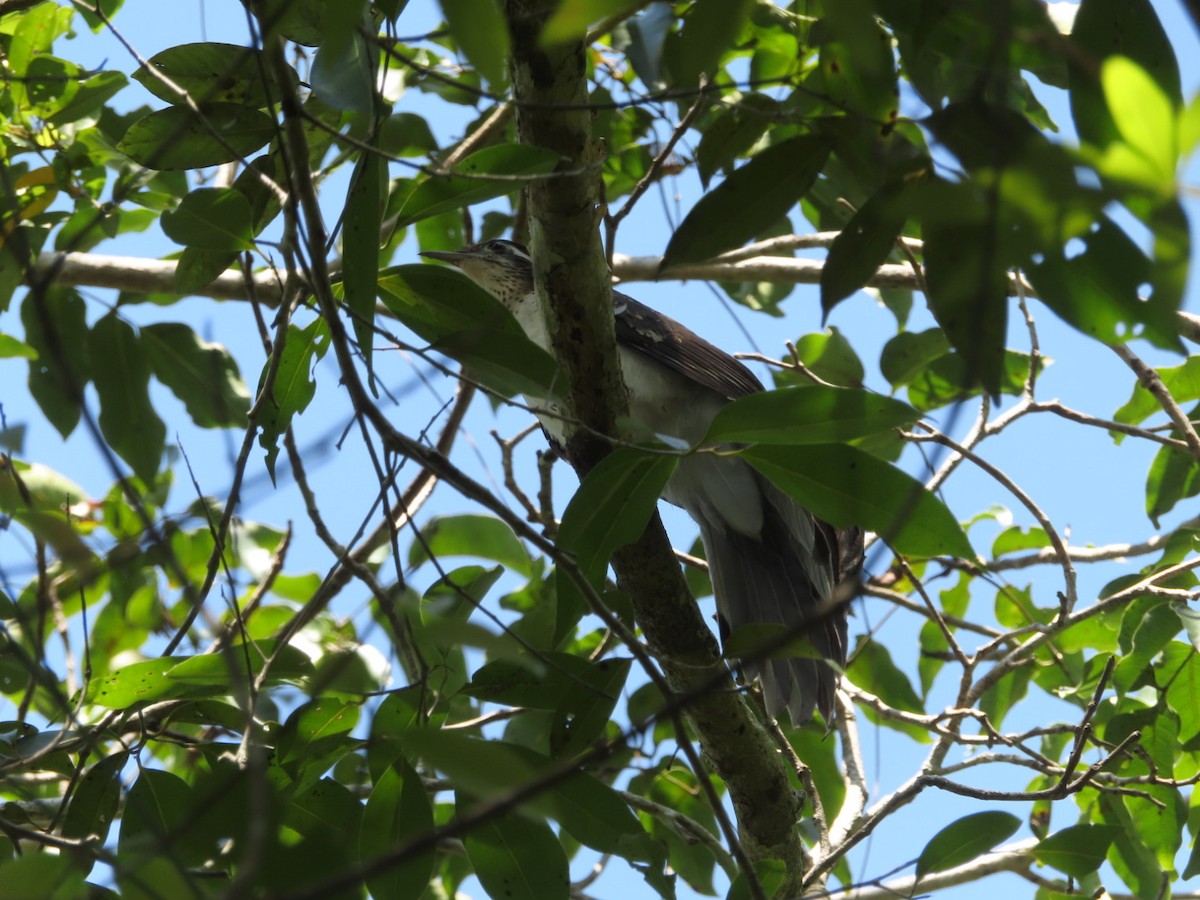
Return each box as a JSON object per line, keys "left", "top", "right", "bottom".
{"left": 47, "top": 69, "right": 127, "bottom": 125}
{"left": 738, "top": 443, "right": 973, "bottom": 559}
{"left": 1069, "top": 0, "right": 1181, "bottom": 149}
{"left": 89, "top": 312, "right": 165, "bottom": 482}
{"left": 458, "top": 794, "right": 570, "bottom": 900}
{"left": 845, "top": 637, "right": 929, "bottom": 742}
{"left": 880, "top": 328, "right": 950, "bottom": 387}
{"left": 430, "top": 329, "right": 562, "bottom": 403}
{"left": 1113, "top": 356, "right": 1200, "bottom": 428}
{"left": 1145, "top": 436, "right": 1200, "bottom": 526}
{"left": 1027, "top": 215, "right": 1181, "bottom": 352}
{"left": 165, "top": 641, "right": 315, "bottom": 689}
{"left": 0, "top": 333, "right": 37, "bottom": 360}
{"left": 668, "top": 0, "right": 750, "bottom": 88}
{"left": 920, "top": 185, "right": 1009, "bottom": 397}
{"left": 311, "top": 15, "right": 375, "bottom": 112}
{"left": 119, "top": 769, "right": 207, "bottom": 867}
{"left": 409, "top": 514, "right": 532, "bottom": 577}
{"left": 1099, "top": 792, "right": 1171, "bottom": 898}
{"left": 1096, "top": 56, "right": 1177, "bottom": 190}
{"left": 141, "top": 322, "right": 251, "bottom": 427}
{"left": 915, "top": 811, "right": 1021, "bottom": 880}
{"left": 0, "top": 853, "right": 86, "bottom": 900}
{"left": 555, "top": 447, "right": 678, "bottom": 602}
{"left": 393, "top": 144, "right": 561, "bottom": 228}
{"left": 789, "top": 327, "right": 865, "bottom": 387}
{"left": 821, "top": 181, "right": 910, "bottom": 316}
{"left": 378, "top": 263, "right": 525, "bottom": 342}
{"left": 61, "top": 751, "right": 128, "bottom": 862}
{"left": 161, "top": 187, "right": 255, "bottom": 250}
{"left": 694, "top": 94, "right": 775, "bottom": 188}
{"left": 1032, "top": 825, "right": 1123, "bottom": 883}
{"left": 118, "top": 104, "right": 276, "bottom": 170}
{"left": 663, "top": 136, "right": 832, "bottom": 266}
{"left": 256, "top": 318, "right": 331, "bottom": 484}
{"left": 344, "top": 151, "right": 385, "bottom": 375}
{"left": 542, "top": 0, "right": 642, "bottom": 43}
{"left": 439, "top": 0, "right": 509, "bottom": 87}
{"left": 134, "top": 42, "right": 298, "bottom": 107}
{"left": 992, "top": 525, "right": 1051, "bottom": 558}
{"left": 705, "top": 385, "right": 917, "bottom": 444}
{"left": 360, "top": 757, "right": 437, "bottom": 900}
{"left": 21, "top": 288, "right": 90, "bottom": 438}
{"left": 277, "top": 698, "right": 360, "bottom": 765}
{"left": 549, "top": 656, "right": 631, "bottom": 758}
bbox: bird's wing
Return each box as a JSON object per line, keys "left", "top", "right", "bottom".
{"left": 613, "top": 290, "right": 764, "bottom": 400}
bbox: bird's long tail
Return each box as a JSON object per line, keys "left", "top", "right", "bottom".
{"left": 699, "top": 485, "right": 852, "bottom": 725}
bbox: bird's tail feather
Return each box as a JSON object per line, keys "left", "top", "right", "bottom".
{"left": 699, "top": 497, "right": 848, "bottom": 725}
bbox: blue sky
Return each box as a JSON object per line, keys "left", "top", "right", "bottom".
{"left": 3, "top": 1, "right": 1200, "bottom": 897}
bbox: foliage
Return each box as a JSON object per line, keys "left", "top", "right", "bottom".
{"left": 1, "top": 0, "right": 1199, "bottom": 898}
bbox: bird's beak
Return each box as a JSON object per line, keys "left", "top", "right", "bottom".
{"left": 419, "top": 249, "right": 469, "bottom": 267}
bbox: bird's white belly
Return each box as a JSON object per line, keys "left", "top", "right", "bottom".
{"left": 524, "top": 346, "right": 765, "bottom": 539}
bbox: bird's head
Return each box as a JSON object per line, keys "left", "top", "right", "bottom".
{"left": 420, "top": 239, "right": 534, "bottom": 310}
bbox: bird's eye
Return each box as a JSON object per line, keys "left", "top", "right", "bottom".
{"left": 486, "top": 240, "right": 509, "bottom": 253}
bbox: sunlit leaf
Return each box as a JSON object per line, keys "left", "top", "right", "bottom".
{"left": 915, "top": 811, "right": 1021, "bottom": 880}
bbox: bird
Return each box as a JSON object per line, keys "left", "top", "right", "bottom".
{"left": 420, "top": 239, "right": 861, "bottom": 724}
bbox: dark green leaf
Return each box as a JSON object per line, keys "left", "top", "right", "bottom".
{"left": 134, "top": 42, "right": 297, "bottom": 107}
{"left": 705, "top": 385, "right": 917, "bottom": 444}
{"left": 311, "top": 15, "right": 375, "bottom": 112}
{"left": 344, "top": 151, "right": 385, "bottom": 375}
{"left": 915, "top": 811, "right": 1021, "bottom": 880}
{"left": 61, "top": 751, "right": 128, "bottom": 861}
{"left": 409, "top": 514, "right": 532, "bottom": 577}
{"left": 550, "top": 656, "right": 631, "bottom": 758}
{"left": 277, "top": 698, "right": 360, "bottom": 764}
{"left": 663, "top": 136, "right": 832, "bottom": 266}
{"left": 821, "top": 181, "right": 910, "bottom": 316}
{"left": 47, "top": 69, "right": 127, "bottom": 125}
{"left": 880, "top": 328, "right": 950, "bottom": 387}
{"left": 430, "top": 329, "right": 562, "bottom": 403}
{"left": 141, "top": 322, "right": 251, "bottom": 427}
{"left": 162, "top": 187, "right": 254, "bottom": 250}
{"left": 814, "top": 2, "right": 899, "bottom": 121}
{"left": 693, "top": 95, "right": 776, "bottom": 188}
{"left": 118, "top": 769, "right": 208, "bottom": 867}
{"left": 118, "top": 104, "right": 276, "bottom": 170}
{"left": 845, "top": 637, "right": 929, "bottom": 742}
{"left": 393, "top": 144, "right": 561, "bottom": 229}
{"left": 361, "top": 757, "right": 436, "bottom": 900}
{"left": 555, "top": 447, "right": 678, "bottom": 603}
{"left": 668, "top": 0, "right": 750, "bottom": 88}
{"left": 739, "top": 443, "right": 973, "bottom": 558}
{"left": 921, "top": 185, "right": 1010, "bottom": 397}
{"left": 1027, "top": 216, "right": 1182, "bottom": 352}
{"left": 439, "top": 0, "right": 509, "bottom": 87}
{"left": 0, "top": 853, "right": 86, "bottom": 900}
{"left": 89, "top": 312, "right": 165, "bottom": 482}
{"left": 175, "top": 247, "right": 240, "bottom": 293}
{"left": 458, "top": 793, "right": 570, "bottom": 900}
{"left": 378, "top": 263, "right": 524, "bottom": 342}
{"left": 20, "top": 288, "right": 89, "bottom": 438}
{"left": 256, "top": 318, "right": 330, "bottom": 484}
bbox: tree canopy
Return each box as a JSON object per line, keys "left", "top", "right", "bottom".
{"left": 2, "top": 0, "right": 1200, "bottom": 898}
